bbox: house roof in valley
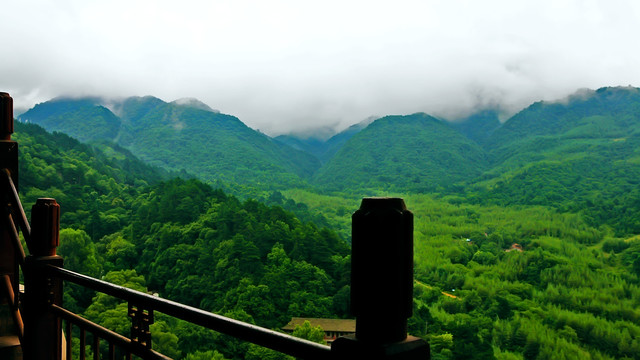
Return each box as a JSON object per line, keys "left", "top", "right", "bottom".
{"left": 282, "top": 317, "right": 356, "bottom": 333}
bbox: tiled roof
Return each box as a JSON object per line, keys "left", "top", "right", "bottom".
{"left": 282, "top": 317, "right": 356, "bottom": 333}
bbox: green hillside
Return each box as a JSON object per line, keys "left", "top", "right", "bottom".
{"left": 20, "top": 87, "right": 640, "bottom": 202}
{"left": 18, "top": 97, "right": 121, "bottom": 143}
{"left": 12, "top": 89, "right": 640, "bottom": 359}
{"left": 471, "top": 87, "right": 640, "bottom": 235}
{"left": 13, "top": 121, "right": 350, "bottom": 359}
{"left": 486, "top": 87, "right": 640, "bottom": 152}
{"left": 275, "top": 117, "right": 375, "bottom": 164}
{"left": 274, "top": 135, "right": 328, "bottom": 160}
{"left": 13, "top": 121, "right": 170, "bottom": 239}
{"left": 320, "top": 118, "right": 375, "bottom": 163}
{"left": 450, "top": 109, "right": 501, "bottom": 145}
{"left": 125, "top": 101, "right": 320, "bottom": 185}
{"left": 281, "top": 189, "right": 640, "bottom": 360}
{"left": 19, "top": 96, "right": 321, "bottom": 189}
{"left": 312, "top": 113, "right": 488, "bottom": 192}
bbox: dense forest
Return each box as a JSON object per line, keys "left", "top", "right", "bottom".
{"left": 282, "top": 190, "right": 640, "bottom": 359}
{"left": 14, "top": 121, "right": 349, "bottom": 359}
{"left": 19, "top": 96, "right": 318, "bottom": 189}
{"left": 13, "top": 86, "right": 640, "bottom": 359}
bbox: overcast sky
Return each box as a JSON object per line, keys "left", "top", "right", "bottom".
{"left": 2, "top": 0, "right": 640, "bottom": 136}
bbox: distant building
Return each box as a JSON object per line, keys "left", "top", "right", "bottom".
{"left": 505, "top": 243, "right": 523, "bottom": 252}
{"left": 282, "top": 317, "right": 356, "bottom": 344}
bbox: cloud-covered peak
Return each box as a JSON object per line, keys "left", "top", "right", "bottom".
{"left": 171, "top": 98, "right": 219, "bottom": 113}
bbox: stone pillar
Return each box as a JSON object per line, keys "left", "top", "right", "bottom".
{"left": 332, "top": 197, "right": 429, "bottom": 359}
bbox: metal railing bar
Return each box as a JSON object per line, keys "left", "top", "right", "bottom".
{"left": 50, "top": 304, "right": 171, "bottom": 360}
{"left": 48, "top": 265, "right": 333, "bottom": 360}
{"left": 1, "top": 274, "right": 24, "bottom": 342}
{"left": 2, "top": 168, "right": 32, "bottom": 247}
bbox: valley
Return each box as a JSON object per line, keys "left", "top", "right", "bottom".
{"left": 13, "top": 86, "right": 640, "bottom": 359}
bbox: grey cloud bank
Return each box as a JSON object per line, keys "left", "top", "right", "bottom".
{"left": 2, "top": 0, "right": 640, "bottom": 136}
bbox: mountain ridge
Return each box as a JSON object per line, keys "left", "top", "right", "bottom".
{"left": 18, "top": 86, "right": 640, "bottom": 212}
{"left": 312, "top": 112, "right": 489, "bottom": 192}
{"left": 19, "top": 95, "right": 320, "bottom": 189}
{"left": 11, "top": 87, "right": 640, "bottom": 359}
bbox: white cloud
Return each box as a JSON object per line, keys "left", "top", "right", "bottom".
{"left": 2, "top": 0, "right": 640, "bottom": 134}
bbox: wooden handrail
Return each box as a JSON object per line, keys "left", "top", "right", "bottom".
{"left": 4, "top": 211, "right": 25, "bottom": 267}
{"left": 47, "top": 265, "right": 333, "bottom": 360}
{"left": 50, "top": 304, "right": 171, "bottom": 360}
{"left": 1, "top": 274, "right": 24, "bottom": 343}
{"left": 3, "top": 168, "right": 32, "bottom": 248}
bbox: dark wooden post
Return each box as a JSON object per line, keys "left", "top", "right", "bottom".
{"left": 0, "top": 93, "right": 18, "bottom": 189}
{"left": 0, "top": 92, "right": 20, "bottom": 317}
{"left": 332, "top": 197, "right": 430, "bottom": 359}
{"left": 0, "top": 92, "right": 13, "bottom": 141}
{"left": 23, "top": 198, "right": 63, "bottom": 360}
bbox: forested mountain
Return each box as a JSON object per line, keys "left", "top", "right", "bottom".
{"left": 274, "top": 116, "right": 376, "bottom": 163}
{"left": 115, "top": 97, "right": 319, "bottom": 187}
{"left": 450, "top": 109, "right": 501, "bottom": 145}
{"left": 319, "top": 116, "right": 377, "bottom": 163}
{"left": 17, "top": 97, "right": 121, "bottom": 143}
{"left": 485, "top": 87, "right": 640, "bottom": 151}
{"left": 14, "top": 121, "right": 350, "bottom": 359}
{"left": 273, "top": 134, "right": 326, "bottom": 158}
{"left": 481, "top": 86, "right": 640, "bottom": 173}
{"left": 13, "top": 121, "right": 172, "bottom": 238}
{"left": 472, "top": 86, "right": 640, "bottom": 235}
{"left": 19, "top": 96, "right": 320, "bottom": 189}
{"left": 19, "top": 87, "right": 640, "bottom": 235}
{"left": 312, "top": 113, "right": 488, "bottom": 192}
{"left": 281, "top": 86, "right": 640, "bottom": 235}
{"left": 12, "top": 86, "right": 640, "bottom": 359}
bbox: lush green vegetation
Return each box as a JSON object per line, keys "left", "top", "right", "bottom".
{"left": 13, "top": 86, "right": 640, "bottom": 359}
{"left": 313, "top": 113, "right": 488, "bottom": 192}
{"left": 119, "top": 100, "right": 319, "bottom": 187}
{"left": 281, "top": 191, "right": 640, "bottom": 360}
{"left": 14, "top": 121, "right": 172, "bottom": 239}
{"left": 19, "top": 97, "right": 121, "bottom": 143}
{"left": 274, "top": 116, "right": 373, "bottom": 164}
{"left": 65, "top": 178, "right": 350, "bottom": 358}
{"left": 469, "top": 87, "right": 640, "bottom": 237}
{"left": 450, "top": 109, "right": 501, "bottom": 145}
{"left": 20, "top": 96, "right": 320, "bottom": 189}
{"left": 15, "top": 122, "right": 349, "bottom": 359}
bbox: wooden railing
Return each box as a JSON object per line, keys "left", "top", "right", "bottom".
{"left": 0, "top": 92, "right": 430, "bottom": 359}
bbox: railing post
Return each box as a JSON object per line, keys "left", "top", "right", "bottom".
{"left": 332, "top": 198, "right": 430, "bottom": 359}
{"left": 23, "top": 198, "right": 63, "bottom": 360}
{"left": 0, "top": 93, "right": 18, "bottom": 188}
{"left": 1, "top": 92, "right": 20, "bottom": 322}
